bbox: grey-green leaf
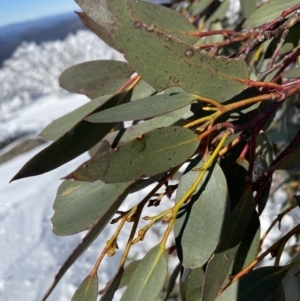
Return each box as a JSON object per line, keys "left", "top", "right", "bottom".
{"left": 71, "top": 274, "right": 98, "bottom": 301}
{"left": 75, "top": 0, "right": 119, "bottom": 37}
{"left": 266, "top": 24, "right": 300, "bottom": 58}
{"left": 100, "top": 267, "right": 124, "bottom": 301}
{"left": 206, "top": 0, "right": 230, "bottom": 25}
{"left": 268, "top": 131, "right": 300, "bottom": 172}
{"left": 90, "top": 114, "right": 189, "bottom": 158}
{"left": 231, "top": 210, "right": 260, "bottom": 275}
{"left": 243, "top": 0, "right": 300, "bottom": 29}
{"left": 109, "top": 0, "right": 249, "bottom": 102}
{"left": 202, "top": 188, "right": 254, "bottom": 301}
{"left": 78, "top": 0, "right": 249, "bottom": 102}
{"left": 164, "top": 263, "right": 182, "bottom": 301}
{"left": 76, "top": 11, "right": 118, "bottom": 50}
{"left": 86, "top": 93, "right": 196, "bottom": 123}
{"left": 119, "top": 260, "right": 141, "bottom": 289}
{"left": 268, "top": 284, "right": 286, "bottom": 301}
{"left": 120, "top": 246, "right": 167, "bottom": 301}
{"left": 174, "top": 157, "right": 230, "bottom": 268}
{"left": 189, "top": 0, "right": 214, "bottom": 17}
{"left": 99, "top": 260, "right": 141, "bottom": 300}
{"left": 180, "top": 267, "right": 204, "bottom": 301}
{"left": 52, "top": 180, "right": 132, "bottom": 235}
{"left": 59, "top": 60, "right": 134, "bottom": 99}
{"left": 41, "top": 94, "right": 112, "bottom": 141}
{"left": 11, "top": 91, "right": 132, "bottom": 182}
{"left": 216, "top": 266, "right": 291, "bottom": 301}
{"left": 282, "top": 67, "right": 300, "bottom": 79}
{"left": 131, "top": 79, "right": 156, "bottom": 101}
{"left": 240, "top": 0, "right": 257, "bottom": 19}
{"left": 66, "top": 126, "right": 199, "bottom": 183}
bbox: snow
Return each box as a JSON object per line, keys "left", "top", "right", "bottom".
{"left": 0, "top": 30, "right": 124, "bottom": 116}
{"left": 0, "top": 94, "right": 89, "bottom": 146}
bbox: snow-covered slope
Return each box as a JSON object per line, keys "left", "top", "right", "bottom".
{"left": 0, "top": 30, "right": 124, "bottom": 116}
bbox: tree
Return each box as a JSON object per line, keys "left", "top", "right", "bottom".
{"left": 11, "top": 0, "right": 300, "bottom": 300}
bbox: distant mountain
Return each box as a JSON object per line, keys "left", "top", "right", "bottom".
{"left": 0, "top": 12, "right": 85, "bottom": 67}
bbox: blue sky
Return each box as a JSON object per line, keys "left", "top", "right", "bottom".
{"left": 0, "top": 0, "right": 81, "bottom": 27}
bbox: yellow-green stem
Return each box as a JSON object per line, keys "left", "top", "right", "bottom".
{"left": 160, "top": 133, "right": 230, "bottom": 248}
{"left": 90, "top": 214, "right": 129, "bottom": 277}
{"left": 119, "top": 166, "right": 181, "bottom": 266}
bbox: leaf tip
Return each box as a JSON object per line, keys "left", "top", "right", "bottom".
{"left": 10, "top": 172, "right": 22, "bottom": 183}
{"left": 62, "top": 173, "right": 77, "bottom": 181}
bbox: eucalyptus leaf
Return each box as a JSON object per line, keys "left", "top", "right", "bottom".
{"left": 189, "top": 0, "right": 214, "bottom": 17}
{"left": 88, "top": 107, "right": 193, "bottom": 160}
{"left": 41, "top": 94, "right": 112, "bottom": 141}
{"left": 282, "top": 66, "right": 300, "bottom": 79}
{"left": 100, "top": 267, "right": 124, "bottom": 301}
{"left": 243, "top": 0, "right": 300, "bottom": 29}
{"left": 231, "top": 210, "right": 260, "bottom": 275}
{"left": 201, "top": 22, "right": 224, "bottom": 45}
{"left": 174, "top": 157, "right": 230, "bottom": 268}
{"left": 66, "top": 126, "right": 199, "bottom": 183}
{"left": 268, "top": 131, "right": 300, "bottom": 172}
{"left": 216, "top": 266, "right": 291, "bottom": 301}
{"left": 52, "top": 180, "right": 132, "bottom": 235}
{"left": 86, "top": 93, "right": 196, "bottom": 123}
{"left": 240, "top": 0, "right": 257, "bottom": 18}
{"left": 267, "top": 122, "right": 300, "bottom": 145}
{"left": 120, "top": 245, "right": 168, "bottom": 301}
{"left": 256, "top": 132, "right": 273, "bottom": 167}
{"left": 267, "top": 284, "right": 286, "bottom": 301}
{"left": 266, "top": 24, "right": 300, "bottom": 58}
{"left": 71, "top": 274, "right": 98, "bottom": 301}
{"left": 110, "top": 0, "right": 248, "bottom": 101}
{"left": 202, "top": 188, "right": 254, "bottom": 301}
{"left": 187, "top": 288, "right": 203, "bottom": 301}
{"left": 180, "top": 267, "right": 204, "bottom": 301}
{"left": 255, "top": 132, "right": 273, "bottom": 214}
{"left": 59, "top": 60, "right": 133, "bottom": 99}
{"left": 81, "top": 0, "right": 250, "bottom": 101}
{"left": 223, "top": 160, "right": 248, "bottom": 211}
{"left": 11, "top": 90, "right": 132, "bottom": 182}
{"left": 76, "top": 11, "right": 118, "bottom": 50}
{"left": 206, "top": 0, "right": 230, "bottom": 25}
{"left": 131, "top": 79, "right": 156, "bottom": 101}
{"left": 75, "top": 0, "right": 120, "bottom": 38}
{"left": 164, "top": 263, "right": 182, "bottom": 301}
{"left": 119, "top": 260, "right": 141, "bottom": 289}
{"left": 91, "top": 115, "right": 188, "bottom": 158}
{"left": 253, "top": 132, "right": 272, "bottom": 181}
